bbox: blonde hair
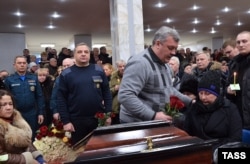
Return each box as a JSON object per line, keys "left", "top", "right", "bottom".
{"left": 37, "top": 68, "right": 49, "bottom": 75}
{"left": 103, "top": 63, "right": 114, "bottom": 71}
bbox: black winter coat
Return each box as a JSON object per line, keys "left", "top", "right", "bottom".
{"left": 184, "top": 97, "right": 242, "bottom": 149}
{"left": 227, "top": 53, "right": 250, "bottom": 129}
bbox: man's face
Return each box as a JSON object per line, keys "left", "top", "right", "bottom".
{"left": 168, "top": 59, "right": 179, "bottom": 74}
{"left": 51, "top": 49, "right": 57, "bottom": 55}
{"left": 223, "top": 45, "right": 238, "bottom": 59}
{"left": 50, "top": 59, "right": 57, "bottom": 67}
{"left": 74, "top": 45, "right": 90, "bottom": 66}
{"left": 117, "top": 63, "right": 126, "bottom": 75}
{"left": 196, "top": 53, "right": 210, "bottom": 70}
{"left": 62, "top": 59, "right": 74, "bottom": 69}
{"left": 93, "top": 48, "right": 99, "bottom": 56}
{"left": 14, "top": 57, "right": 28, "bottom": 74}
{"left": 236, "top": 33, "right": 250, "bottom": 55}
{"left": 157, "top": 36, "right": 178, "bottom": 63}
{"left": 23, "top": 49, "right": 29, "bottom": 56}
{"left": 63, "top": 48, "right": 69, "bottom": 55}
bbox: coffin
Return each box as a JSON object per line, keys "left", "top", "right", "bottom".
{"left": 67, "top": 120, "right": 218, "bottom": 164}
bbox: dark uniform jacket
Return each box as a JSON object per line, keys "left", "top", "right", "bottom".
{"left": 4, "top": 72, "right": 44, "bottom": 115}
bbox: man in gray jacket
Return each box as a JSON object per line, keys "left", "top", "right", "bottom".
{"left": 118, "top": 26, "right": 191, "bottom": 123}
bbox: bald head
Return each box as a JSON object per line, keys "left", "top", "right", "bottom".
{"left": 62, "top": 58, "right": 74, "bottom": 69}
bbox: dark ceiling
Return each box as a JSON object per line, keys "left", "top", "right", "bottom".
{"left": 0, "top": 0, "right": 250, "bottom": 53}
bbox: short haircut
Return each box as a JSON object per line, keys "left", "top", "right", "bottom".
{"left": 14, "top": 55, "right": 27, "bottom": 63}
{"left": 74, "top": 42, "right": 90, "bottom": 54}
{"left": 115, "top": 59, "right": 126, "bottom": 67}
{"left": 170, "top": 56, "right": 180, "bottom": 66}
{"left": 152, "top": 26, "right": 180, "bottom": 45}
{"left": 195, "top": 51, "right": 210, "bottom": 59}
{"left": 222, "top": 39, "right": 236, "bottom": 49}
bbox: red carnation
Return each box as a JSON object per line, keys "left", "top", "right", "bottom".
{"left": 39, "top": 125, "right": 48, "bottom": 133}
{"left": 170, "top": 96, "right": 185, "bottom": 110}
{"left": 165, "top": 96, "right": 185, "bottom": 118}
{"left": 110, "top": 112, "right": 116, "bottom": 118}
{"left": 55, "top": 122, "right": 63, "bottom": 130}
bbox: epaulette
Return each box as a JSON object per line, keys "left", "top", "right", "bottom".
{"left": 94, "top": 64, "right": 104, "bottom": 72}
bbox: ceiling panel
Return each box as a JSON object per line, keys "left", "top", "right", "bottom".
{"left": 0, "top": 0, "right": 250, "bottom": 53}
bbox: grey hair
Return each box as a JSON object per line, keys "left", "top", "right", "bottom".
{"left": 170, "top": 56, "right": 180, "bottom": 66}
{"left": 116, "top": 59, "right": 126, "bottom": 67}
{"left": 195, "top": 51, "right": 210, "bottom": 59}
{"left": 74, "top": 42, "right": 90, "bottom": 54}
{"left": 152, "top": 26, "right": 180, "bottom": 45}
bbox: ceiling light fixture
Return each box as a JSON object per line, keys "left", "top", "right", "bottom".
{"left": 16, "top": 23, "right": 23, "bottom": 28}
{"left": 47, "top": 24, "right": 55, "bottom": 29}
{"left": 14, "top": 11, "right": 24, "bottom": 17}
{"left": 40, "top": 44, "right": 55, "bottom": 48}
{"left": 155, "top": 2, "right": 166, "bottom": 8}
{"left": 210, "top": 27, "right": 216, "bottom": 34}
{"left": 215, "top": 19, "right": 221, "bottom": 26}
{"left": 236, "top": 21, "right": 242, "bottom": 26}
{"left": 165, "top": 18, "right": 172, "bottom": 23}
{"left": 51, "top": 12, "right": 61, "bottom": 18}
{"left": 191, "top": 28, "right": 197, "bottom": 33}
{"left": 222, "top": 6, "right": 231, "bottom": 12}
{"left": 192, "top": 4, "right": 199, "bottom": 10}
{"left": 247, "top": 9, "right": 250, "bottom": 14}
{"left": 236, "top": 15, "right": 243, "bottom": 26}
{"left": 145, "top": 25, "right": 152, "bottom": 32}
{"left": 192, "top": 18, "right": 200, "bottom": 24}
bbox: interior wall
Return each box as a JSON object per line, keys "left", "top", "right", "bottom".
{"left": 0, "top": 33, "right": 26, "bottom": 74}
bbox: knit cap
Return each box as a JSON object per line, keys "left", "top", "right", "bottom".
{"left": 198, "top": 70, "right": 221, "bottom": 96}
{"left": 179, "top": 74, "right": 198, "bottom": 95}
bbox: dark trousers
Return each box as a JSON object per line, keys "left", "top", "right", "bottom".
{"left": 71, "top": 117, "right": 98, "bottom": 145}
{"left": 111, "top": 113, "right": 120, "bottom": 125}
{"left": 22, "top": 112, "right": 38, "bottom": 141}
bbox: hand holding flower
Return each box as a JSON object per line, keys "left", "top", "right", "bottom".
{"left": 164, "top": 96, "right": 185, "bottom": 118}
{"left": 95, "top": 112, "right": 115, "bottom": 127}
{"left": 154, "top": 111, "right": 172, "bottom": 122}
{"left": 105, "top": 117, "right": 112, "bottom": 126}
{"left": 63, "top": 123, "right": 75, "bottom": 132}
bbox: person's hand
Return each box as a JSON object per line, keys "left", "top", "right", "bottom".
{"left": 227, "top": 86, "right": 236, "bottom": 95}
{"left": 97, "top": 60, "right": 102, "bottom": 66}
{"left": 105, "top": 117, "right": 112, "bottom": 126}
{"left": 63, "top": 122, "right": 75, "bottom": 132}
{"left": 32, "top": 159, "right": 39, "bottom": 164}
{"left": 114, "top": 85, "right": 119, "bottom": 91}
{"left": 53, "top": 113, "right": 60, "bottom": 120}
{"left": 38, "top": 115, "right": 44, "bottom": 124}
{"left": 154, "top": 111, "right": 172, "bottom": 122}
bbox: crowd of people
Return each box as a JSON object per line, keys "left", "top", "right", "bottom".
{"left": 0, "top": 26, "right": 250, "bottom": 163}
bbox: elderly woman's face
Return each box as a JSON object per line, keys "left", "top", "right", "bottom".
{"left": 198, "top": 90, "right": 217, "bottom": 105}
